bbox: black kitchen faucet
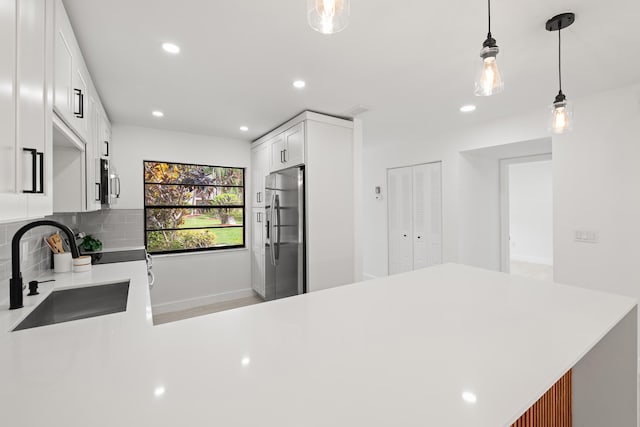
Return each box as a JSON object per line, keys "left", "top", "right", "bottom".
{"left": 9, "top": 220, "right": 80, "bottom": 310}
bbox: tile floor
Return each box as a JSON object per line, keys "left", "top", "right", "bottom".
{"left": 510, "top": 260, "right": 554, "bottom": 282}
{"left": 153, "top": 295, "right": 264, "bottom": 325}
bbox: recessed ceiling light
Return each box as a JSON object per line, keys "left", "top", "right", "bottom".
{"left": 162, "top": 43, "right": 180, "bottom": 54}
{"left": 152, "top": 111, "right": 164, "bottom": 117}
{"left": 293, "top": 80, "right": 306, "bottom": 89}
{"left": 462, "top": 391, "right": 477, "bottom": 404}
{"left": 460, "top": 105, "right": 477, "bottom": 113}
{"left": 240, "top": 126, "right": 249, "bottom": 132}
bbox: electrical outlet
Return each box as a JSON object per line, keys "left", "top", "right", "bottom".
{"left": 21, "top": 240, "right": 29, "bottom": 261}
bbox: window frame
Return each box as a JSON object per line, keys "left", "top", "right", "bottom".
{"left": 143, "top": 159, "right": 246, "bottom": 255}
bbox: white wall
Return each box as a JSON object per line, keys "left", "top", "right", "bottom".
{"left": 509, "top": 160, "right": 553, "bottom": 265}
{"left": 362, "top": 83, "right": 640, "bottom": 306}
{"left": 111, "top": 125, "right": 253, "bottom": 312}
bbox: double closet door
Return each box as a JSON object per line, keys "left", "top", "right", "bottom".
{"left": 388, "top": 162, "right": 443, "bottom": 275}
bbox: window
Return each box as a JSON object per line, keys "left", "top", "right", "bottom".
{"left": 144, "top": 161, "right": 245, "bottom": 254}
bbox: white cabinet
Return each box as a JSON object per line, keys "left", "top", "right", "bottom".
{"left": 51, "top": 0, "right": 111, "bottom": 212}
{"left": 253, "top": 112, "right": 355, "bottom": 294}
{"left": 251, "top": 208, "right": 266, "bottom": 298}
{"left": 251, "top": 142, "right": 268, "bottom": 207}
{"left": 269, "top": 122, "right": 305, "bottom": 172}
{"left": 388, "top": 162, "right": 443, "bottom": 275}
{"left": 98, "top": 111, "right": 111, "bottom": 158}
{"left": 0, "top": 0, "right": 53, "bottom": 222}
{"left": 85, "top": 94, "right": 101, "bottom": 211}
{"left": 53, "top": 0, "right": 89, "bottom": 142}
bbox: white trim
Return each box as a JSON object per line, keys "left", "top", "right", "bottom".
{"left": 499, "top": 153, "right": 552, "bottom": 273}
{"left": 252, "top": 111, "right": 353, "bottom": 147}
{"left": 151, "top": 247, "right": 249, "bottom": 259}
{"left": 363, "top": 273, "right": 379, "bottom": 281}
{"left": 151, "top": 288, "right": 257, "bottom": 315}
{"left": 510, "top": 255, "right": 554, "bottom": 266}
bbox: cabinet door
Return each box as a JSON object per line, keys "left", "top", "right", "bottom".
{"left": 269, "top": 133, "right": 286, "bottom": 172}
{"left": 251, "top": 209, "right": 266, "bottom": 297}
{"left": 20, "top": 0, "right": 52, "bottom": 218}
{"left": 412, "top": 163, "right": 443, "bottom": 269}
{"left": 85, "top": 95, "right": 101, "bottom": 211}
{"left": 388, "top": 167, "right": 414, "bottom": 275}
{"left": 71, "top": 63, "right": 89, "bottom": 141}
{"left": 53, "top": 0, "right": 74, "bottom": 124}
{"left": 0, "top": 0, "right": 28, "bottom": 221}
{"left": 99, "top": 113, "right": 111, "bottom": 158}
{"left": 251, "top": 143, "right": 269, "bottom": 207}
{"left": 283, "top": 122, "right": 304, "bottom": 167}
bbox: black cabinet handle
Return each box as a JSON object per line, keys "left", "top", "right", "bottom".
{"left": 95, "top": 182, "right": 101, "bottom": 201}
{"left": 257, "top": 212, "right": 262, "bottom": 223}
{"left": 280, "top": 150, "right": 284, "bottom": 163}
{"left": 73, "top": 88, "right": 84, "bottom": 118}
{"left": 284, "top": 149, "right": 287, "bottom": 163}
{"left": 36, "top": 151, "right": 44, "bottom": 194}
{"left": 104, "top": 141, "right": 109, "bottom": 157}
{"left": 22, "top": 149, "right": 43, "bottom": 194}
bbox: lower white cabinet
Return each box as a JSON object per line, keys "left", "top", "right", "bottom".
{"left": 388, "top": 162, "right": 443, "bottom": 275}
{"left": 251, "top": 208, "right": 266, "bottom": 298}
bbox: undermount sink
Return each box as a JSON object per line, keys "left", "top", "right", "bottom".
{"left": 13, "top": 281, "right": 130, "bottom": 331}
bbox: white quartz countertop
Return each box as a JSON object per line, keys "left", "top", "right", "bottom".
{"left": 0, "top": 263, "right": 635, "bottom": 427}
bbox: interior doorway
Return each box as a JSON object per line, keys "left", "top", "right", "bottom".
{"left": 500, "top": 154, "right": 553, "bottom": 281}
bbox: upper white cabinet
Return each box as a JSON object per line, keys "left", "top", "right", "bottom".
{"left": 0, "top": 0, "right": 54, "bottom": 222}
{"left": 251, "top": 142, "right": 269, "bottom": 207}
{"left": 98, "top": 111, "right": 111, "bottom": 158}
{"left": 53, "top": 0, "right": 90, "bottom": 142}
{"left": 388, "top": 162, "right": 443, "bottom": 275}
{"left": 51, "top": 0, "right": 110, "bottom": 213}
{"left": 269, "top": 122, "right": 305, "bottom": 172}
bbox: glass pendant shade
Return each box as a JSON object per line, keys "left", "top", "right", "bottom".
{"left": 308, "top": 0, "right": 350, "bottom": 34}
{"left": 549, "top": 98, "right": 573, "bottom": 134}
{"left": 474, "top": 46, "right": 504, "bottom": 96}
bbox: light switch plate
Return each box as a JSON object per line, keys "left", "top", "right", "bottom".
{"left": 575, "top": 230, "right": 599, "bottom": 243}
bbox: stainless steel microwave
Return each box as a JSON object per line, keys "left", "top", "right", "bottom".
{"left": 100, "top": 158, "right": 120, "bottom": 206}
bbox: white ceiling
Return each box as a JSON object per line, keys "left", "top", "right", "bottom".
{"left": 63, "top": 0, "right": 640, "bottom": 144}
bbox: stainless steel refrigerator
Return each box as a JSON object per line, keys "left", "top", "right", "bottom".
{"left": 264, "top": 166, "right": 305, "bottom": 301}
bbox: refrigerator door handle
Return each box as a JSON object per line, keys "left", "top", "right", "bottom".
{"left": 274, "top": 194, "right": 281, "bottom": 263}
{"left": 269, "top": 191, "right": 277, "bottom": 266}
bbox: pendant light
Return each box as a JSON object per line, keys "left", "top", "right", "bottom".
{"left": 308, "top": 0, "right": 350, "bottom": 35}
{"left": 474, "top": 0, "right": 504, "bottom": 96}
{"left": 546, "top": 13, "right": 575, "bottom": 134}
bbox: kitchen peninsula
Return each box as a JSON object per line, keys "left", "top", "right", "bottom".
{"left": 1, "top": 263, "right": 636, "bottom": 426}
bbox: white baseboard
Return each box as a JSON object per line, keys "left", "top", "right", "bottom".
{"left": 510, "top": 255, "right": 553, "bottom": 266}
{"left": 152, "top": 288, "right": 256, "bottom": 315}
{"left": 363, "top": 273, "right": 379, "bottom": 281}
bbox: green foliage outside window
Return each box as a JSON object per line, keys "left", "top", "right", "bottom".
{"left": 144, "top": 161, "right": 244, "bottom": 253}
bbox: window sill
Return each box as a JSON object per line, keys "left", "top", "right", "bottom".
{"left": 151, "top": 247, "right": 249, "bottom": 259}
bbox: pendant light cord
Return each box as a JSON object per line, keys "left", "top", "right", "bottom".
{"left": 558, "top": 28, "right": 563, "bottom": 92}
{"left": 487, "top": 0, "right": 492, "bottom": 35}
